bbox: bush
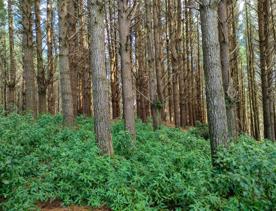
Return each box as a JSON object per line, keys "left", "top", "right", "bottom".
{"left": 0, "top": 114, "right": 275, "bottom": 210}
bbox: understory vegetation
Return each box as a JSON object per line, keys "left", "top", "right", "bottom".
{"left": 0, "top": 114, "right": 275, "bottom": 211}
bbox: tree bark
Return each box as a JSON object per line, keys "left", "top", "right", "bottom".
{"left": 21, "top": 0, "right": 36, "bottom": 116}
{"left": 153, "top": 0, "right": 165, "bottom": 121}
{"left": 58, "top": 0, "right": 74, "bottom": 125}
{"left": 168, "top": 0, "right": 181, "bottom": 127}
{"left": 258, "top": 0, "right": 276, "bottom": 140}
{"left": 47, "top": 0, "right": 55, "bottom": 114}
{"left": 199, "top": 0, "right": 228, "bottom": 163}
{"left": 218, "top": 0, "right": 237, "bottom": 138}
{"left": 245, "top": 1, "right": 260, "bottom": 140}
{"left": 90, "top": 0, "right": 114, "bottom": 155}
{"left": 7, "top": 0, "right": 16, "bottom": 111}
{"left": 80, "top": 0, "right": 91, "bottom": 117}
{"left": 0, "top": 0, "right": 7, "bottom": 109}
{"left": 107, "top": 0, "right": 120, "bottom": 119}
{"left": 35, "top": 0, "right": 47, "bottom": 114}
{"left": 145, "top": 0, "right": 161, "bottom": 130}
{"left": 68, "top": 0, "right": 79, "bottom": 117}
{"left": 118, "top": 0, "right": 136, "bottom": 139}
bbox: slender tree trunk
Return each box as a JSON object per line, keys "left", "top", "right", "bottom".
{"left": 258, "top": 0, "right": 276, "bottom": 140}
{"left": 153, "top": 0, "right": 165, "bottom": 121}
{"left": 21, "top": 0, "right": 36, "bottom": 116}
{"left": 229, "top": 3, "right": 245, "bottom": 133}
{"left": 245, "top": 1, "right": 260, "bottom": 140}
{"left": 68, "top": 0, "right": 78, "bottom": 117}
{"left": 35, "top": 0, "right": 47, "bottom": 114}
{"left": 58, "top": 0, "right": 74, "bottom": 125}
{"left": 7, "top": 0, "right": 16, "bottom": 111}
{"left": 196, "top": 15, "right": 204, "bottom": 123}
{"left": 118, "top": 0, "right": 136, "bottom": 139}
{"left": 136, "top": 15, "right": 148, "bottom": 123}
{"left": 145, "top": 0, "right": 160, "bottom": 130}
{"left": 185, "top": 0, "right": 191, "bottom": 125}
{"left": 179, "top": 7, "right": 186, "bottom": 127}
{"left": 218, "top": 0, "right": 237, "bottom": 138}
{"left": 47, "top": 0, "right": 55, "bottom": 114}
{"left": 79, "top": 0, "right": 91, "bottom": 117}
{"left": 90, "top": 0, "right": 114, "bottom": 155}
{"left": 0, "top": 1, "right": 7, "bottom": 109}
{"left": 188, "top": 10, "right": 196, "bottom": 126}
{"left": 107, "top": 0, "right": 120, "bottom": 119}
{"left": 199, "top": 0, "right": 228, "bottom": 163}
{"left": 168, "top": 0, "right": 181, "bottom": 127}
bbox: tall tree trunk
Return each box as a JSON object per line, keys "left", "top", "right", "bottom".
{"left": 80, "top": 0, "right": 91, "bottom": 117}
{"left": 35, "top": 0, "right": 47, "bottom": 114}
{"left": 179, "top": 4, "right": 186, "bottom": 127}
{"left": 90, "top": 0, "right": 114, "bottom": 155}
{"left": 107, "top": 0, "right": 120, "bottom": 119}
{"left": 199, "top": 0, "right": 228, "bottom": 164}
{"left": 188, "top": 9, "right": 196, "bottom": 126}
{"left": 47, "top": 0, "right": 55, "bottom": 114}
{"left": 185, "top": 0, "right": 191, "bottom": 126}
{"left": 21, "top": 0, "right": 36, "bottom": 116}
{"left": 245, "top": 1, "right": 260, "bottom": 140}
{"left": 68, "top": 0, "right": 78, "bottom": 117}
{"left": 229, "top": 3, "right": 246, "bottom": 133}
{"left": 168, "top": 0, "right": 181, "bottom": 127}
{"left": 58, "top": 0, "right": 74, "bottom": 125}
{"left": 7, "top": 0, "right": 16, "bottom": 111}
{"left": 136, "top": 14, "right": 148, "bottom": 123}
{"left": 0, "top": 0, "right": 7, "bottom": 109}
{"left": 145, "top": 0, "right": 161, "bottom": 130}
{"left": 258, "top": 0, "right": 276, "bottom": 140}
{"left": 196, "top": 15, "right": 204, "bottom": 123}
{"left": 118, "top": 0, "right": 136, "bottom": 139}
{"left": 153, "top": 0, "right": 165, "bottom": 121}
{"left": 218, "top": 0, "right": 237, "bottom": 138}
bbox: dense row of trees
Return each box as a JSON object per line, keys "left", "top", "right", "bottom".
{"left": 0, "top": 0, "right": 275, "bottom": 162}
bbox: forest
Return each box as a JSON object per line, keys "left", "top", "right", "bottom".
{"left": 0, "top": 0, "right": 275, "bottom": 210}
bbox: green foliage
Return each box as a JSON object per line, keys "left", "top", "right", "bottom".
{"left": 189, "top": 121, "right": 210, "bottom": 140}
{"left": 0, "top": 114, "right": 275, "bottom": 210}
{"left": 214, "top": 136, "right": 276, "bottom": 210}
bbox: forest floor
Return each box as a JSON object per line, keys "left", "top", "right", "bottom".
{"left": 0, "top": 114, "right": 275, "bottom": 211}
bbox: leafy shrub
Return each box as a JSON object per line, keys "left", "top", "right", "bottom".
{"left": 0, "top": 114, "right": 275, "bottom": 211}
{"left": 214, "top": 136, "right": 276, "bottom": 210}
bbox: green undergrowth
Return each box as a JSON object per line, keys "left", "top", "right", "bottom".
{"left": 0, "top": 114, "right": 275, "bottom": 210}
